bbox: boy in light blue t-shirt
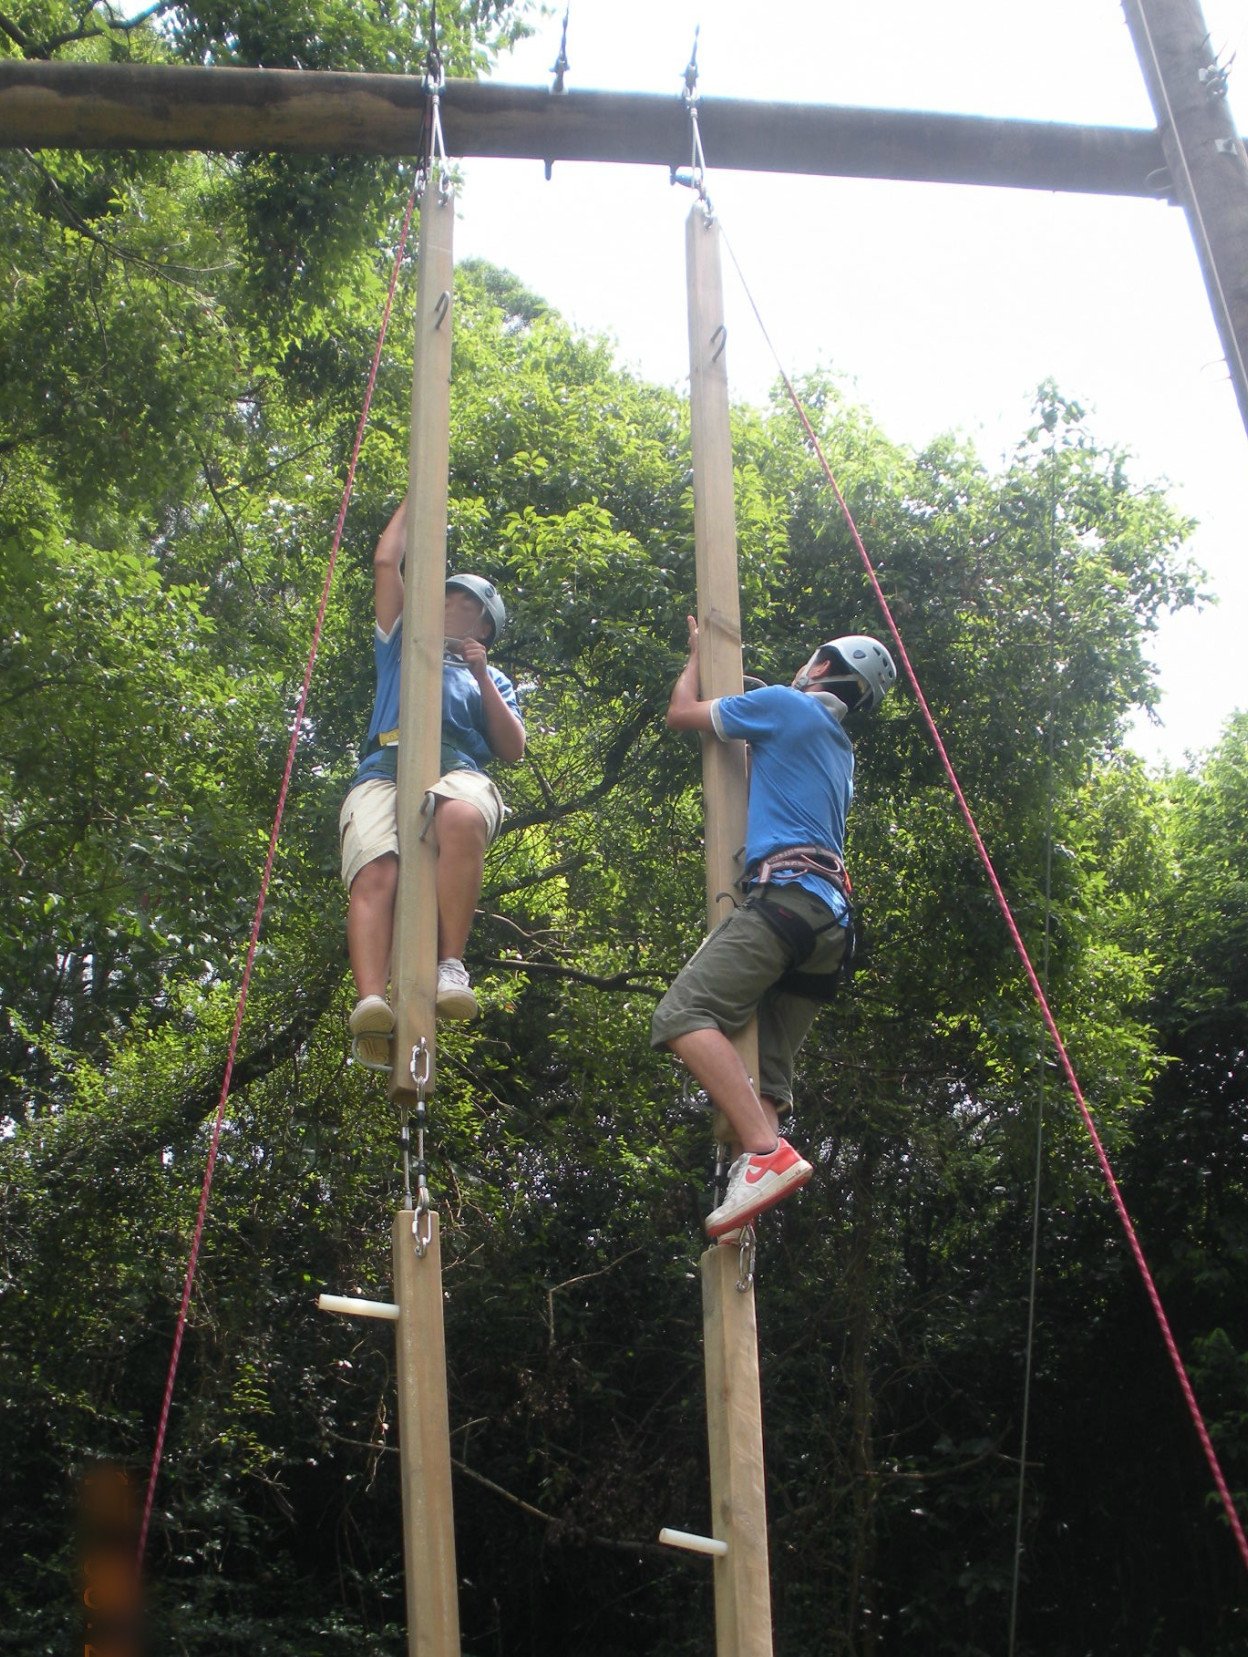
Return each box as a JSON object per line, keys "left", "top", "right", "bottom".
{"left": 339, "top": 498, "right": 525, "bottom": 1067}
{"left": 653, "top": 616, "right": 896, "bottom": 1239}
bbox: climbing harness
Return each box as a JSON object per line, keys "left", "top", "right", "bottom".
{"left": 741, "top": 846, "right": 856, "bottom": 1001}
{"left": 744, "top": 890, "right": 852, "bottom": 1002}
{"left": 747, "top": 843, "right": 850, "bottom": 894}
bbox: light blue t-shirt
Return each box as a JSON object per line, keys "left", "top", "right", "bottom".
{"left": 710, "top": 684, "right": 854, "bottom": 920}
{"left": 348, "top": 617, "right": 522, "bottom": 790}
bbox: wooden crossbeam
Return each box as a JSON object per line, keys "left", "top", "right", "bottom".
{"left": 0, "top": 61, "right": 1189, "bottom": 198}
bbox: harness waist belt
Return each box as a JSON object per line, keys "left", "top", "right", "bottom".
{"left": 747, "top": 844, "right": 851, "bottom": 896}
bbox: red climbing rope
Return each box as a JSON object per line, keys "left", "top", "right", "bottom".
{"left": 720, "top": 227, "right": 1248, "bottom": 1573}
{"left": 136, "top": 177, "right": 423, "bottom": 1568}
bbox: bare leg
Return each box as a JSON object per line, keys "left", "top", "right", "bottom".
{"left": 347, "top": 852, "right": 398, "bottom": 1000}
{"left": 432, "top": 796, "right": 488, "bottom": 960}
{"left": 667, "top": 1027, "right": 781, "bottom": 1154}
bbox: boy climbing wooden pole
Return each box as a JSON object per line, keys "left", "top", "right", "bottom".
{"left": 339, "top": 495, "right": 525, "bottom": 1069}
{"left": 653, "top": 619, "right": 896, "bottom": 1238}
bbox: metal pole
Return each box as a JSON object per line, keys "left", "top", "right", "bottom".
{"left": 1123, "top": 0, "right": 1248, "bottom": 434}
{"left": 686, "top": 199, "right": 774, "bottom": 1657}
{"left": 390, "top": 172, "right": 453, "bottom": 1104}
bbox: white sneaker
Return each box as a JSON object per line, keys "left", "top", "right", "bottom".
{"left": 349, "top": 995, "right": 394, "bottom": 1071}
{"left": 436, "top": 958, "right": 478, "bottom": 1021}
{"left": 704, "top": 1138, "right": 813, "bottom": 1239}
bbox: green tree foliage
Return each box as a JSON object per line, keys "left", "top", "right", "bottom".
{"left": 2, "top": 8, "right": 1247, "bottom": 1654}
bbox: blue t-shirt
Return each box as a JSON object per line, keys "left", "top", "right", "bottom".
{"left": 710, "top": 684, "right": 854, "bottom": 920}
{"left": 348, "top": 617, "right": 522, "bottom": 790}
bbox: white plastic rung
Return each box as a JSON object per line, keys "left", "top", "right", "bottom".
{"left": 317, "top": 1293, "right": 400, "bottom": 1321}
{"left": 658, "top": 1526, "right": 728, "bottom": 1557}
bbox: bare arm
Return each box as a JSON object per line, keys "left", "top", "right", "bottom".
{"left": 665, "top": 615, "right": 717, "bottom": 733}
{"left": 373, "top": 496, "right": 407, "bottom": 633}
{"left": 458, "top": 637, "right": 527, "bottom": 763}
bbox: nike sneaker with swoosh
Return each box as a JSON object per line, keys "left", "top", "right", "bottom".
{"left": 705, "top": 1138, "right": 813, "bottom": 1239}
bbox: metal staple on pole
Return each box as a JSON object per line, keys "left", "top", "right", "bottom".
{"left": 736, "top": 1226, "right": 756, "bottom": 1294}
{"left": 408, "top": 1038, "right": 434, "bottom": 1254}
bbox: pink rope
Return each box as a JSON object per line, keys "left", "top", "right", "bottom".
{"left": 137, "top": 178, "right": 422, "bottom": 1567}
{"left": 719, "top": 229, "right": 1248, "bottom": 1572}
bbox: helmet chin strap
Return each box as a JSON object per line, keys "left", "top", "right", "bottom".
{"left": 798, "top": 665, "right": 869, "bottom": 714}
{"left": 792, "top": 650, "right": 825, "bottom": 692}
{"left": 808, "top": 689, "right": 849, "bottom": 722}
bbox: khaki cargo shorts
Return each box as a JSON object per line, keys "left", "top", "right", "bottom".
{"left": 651, "top": 884, "right": 847, "bottom": 1108}
{"left": 339, "top": 770, "right": 505, "bottom": 890}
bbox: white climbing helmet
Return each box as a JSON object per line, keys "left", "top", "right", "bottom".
{"left": 795, "top": 635, "right": 896, "bottom": 713}
{"left": 446, "top": 573, "right": 506, "bottom": 643}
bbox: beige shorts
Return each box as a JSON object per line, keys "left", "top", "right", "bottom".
{"left": 339, "top": 770, "right": 505, "bottom": 890}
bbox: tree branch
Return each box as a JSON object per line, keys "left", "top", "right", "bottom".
{"left": 0, "top": 12, "right": 33, "bottom": 54}
{"left": 3, "top": 0, "right": 177, "bottom": 59}
{"left": 502, "top": 705, "right": 654, "bottom": 833}
{"left": 479, "top": 955, "right": 664, "bottom": 996}
{"left": 20, "top": 149, "right": 223, "bottom": 291}
{"left": 322, "top": 1433, "right": 678, "bottom": 1560}
{"left": 482, "top": 853, "right": 589, "bottom": 902}
{"left": 451, "top": 1459, "right": 675, "bottom": 1560}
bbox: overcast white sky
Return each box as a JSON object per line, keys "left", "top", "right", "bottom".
{"left": 454, "top": 1, "right": 1246, "bottom": 768}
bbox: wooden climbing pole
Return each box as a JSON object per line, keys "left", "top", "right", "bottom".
{"left": 686, "top": 197, "right": 775, "bottom": 1657}
{"left": 391, "top": 172, "right": 454, "bottom": 1107}
{"left": 391, "top": 1205, "right": 460, "bottom": 1657}
{"left": 323, "top": 169, "right": 460, "bottom": 1657}
{"left": 389, "top": 167, "right": 460, "bottom": 1657}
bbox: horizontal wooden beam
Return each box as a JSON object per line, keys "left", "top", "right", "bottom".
{"left": 0, "top": 61, "right": 1192, "bottom": 199}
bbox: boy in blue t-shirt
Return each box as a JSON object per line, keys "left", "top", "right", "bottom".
{"left": 652, "top": 616, "right": 895, "bottom": 1238}
{"left": 340, "top": 497, "right": 525, "bottom": 1067}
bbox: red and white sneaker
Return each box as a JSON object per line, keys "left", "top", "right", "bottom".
{"left": 704, "top": 1138, "right": 813, "bottom": 1239}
